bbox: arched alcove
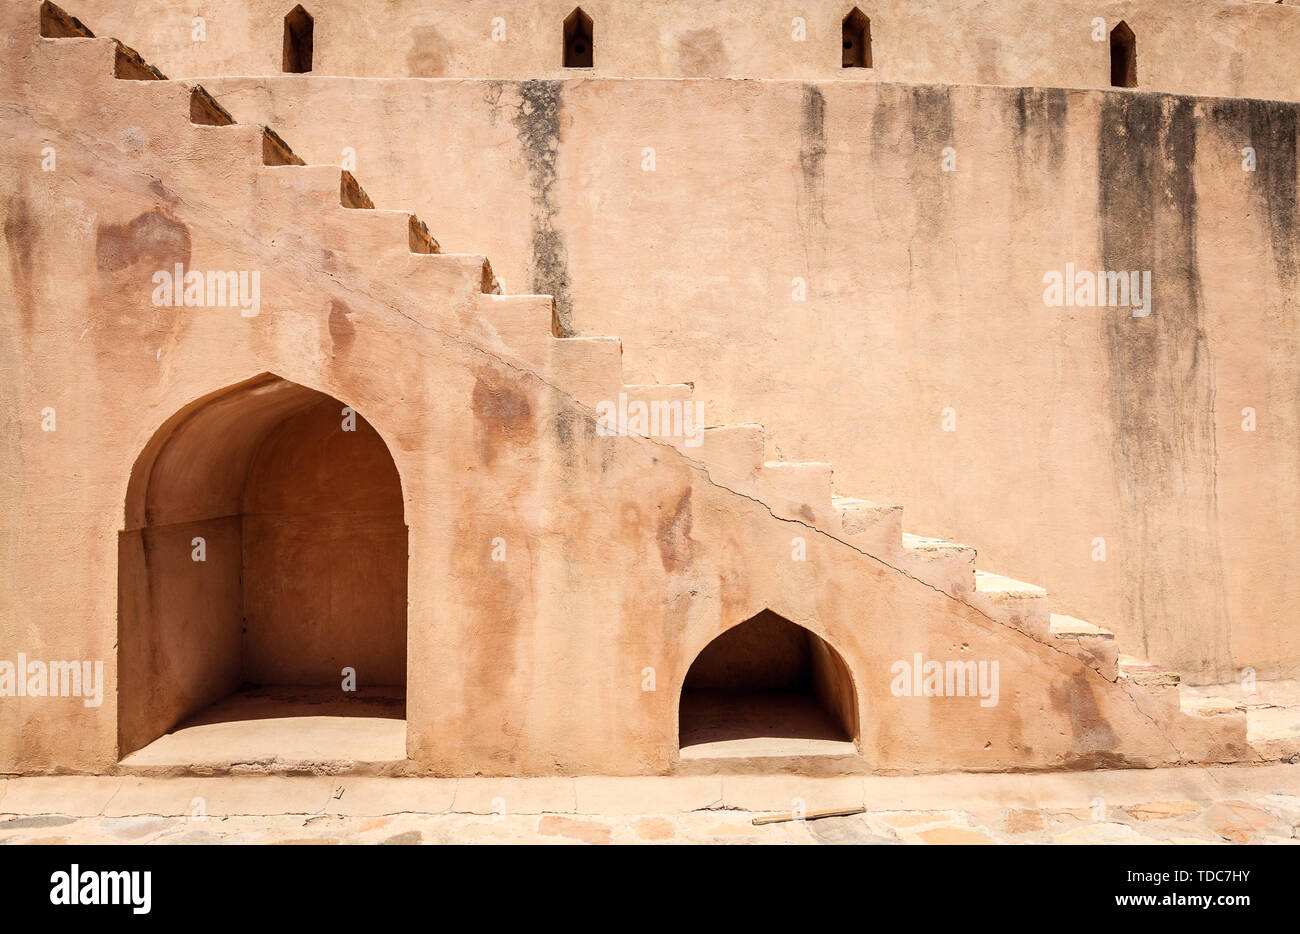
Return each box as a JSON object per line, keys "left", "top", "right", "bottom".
{"left": 678, "top": 610, "right": 859, "bottom": 760}
{"left": 117, "top": 374, "right": 407, "bottom": 765}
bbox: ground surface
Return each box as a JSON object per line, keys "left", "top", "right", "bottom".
{"left": 120, "top": 687, "right": 407, "bottom": 769}
{"left": 678, "top": 690, "right": 858, "bottom": 759}
{"left": 2, "top": 763, "right": 1298, "bottom": 844}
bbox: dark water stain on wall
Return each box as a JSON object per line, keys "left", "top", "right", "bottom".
{"left": 907, "top": 86, "right": 954, "bottom": 246}
{"left": 92, "top": 209, "right": 192, "bottom": 348}
{"left": 868, "top": 80, "right": 907, "bottom": 157}
{"left": 909, "top": 87, "right": 953, "bottom": 151}
{"left": 797, "top": 85, "right": 827, "bottom": 228}
{"left": 95, "top": 209, "right": 190, "bottom": 274}
{"left": 407, "top": 25, "right": 450, "bottom": 77}
{"left": 4, "top": 194, "right": 36, "bottom": 332}
{"left": 482, "top": 80, "right": 504, "bottom": 128}
{"left": 1209, "top": 98, "right": 1299, "bottom": 288}
{"left": 511, "top": 81, "right": 573, "bottom": 333}
{"left": 1204, "top": 99, "right": 1300, "bottom": 675}
{"left": 550, "top": 408, "right": 582, "bottom": 471}
{"left": 1097, "top": 93, "right": 1227, "bottom": 666}
{"left": 975, "top": 37, "right": 1000, "bottom": 85}
{"left": 1049, "top": 671, "right": 1118, "bottom": 755}
{"left": 656, "top": 487, "right": 694, "bottom": 573}
{"left": 1010, "top": 87, "right": 1068, "bottom": 177}
{"left": 677, "top": 28, "right": 730, "bottom": 77}
{"left": 471, "top": 367, "right": 535, "bottom": 466}
{"left": 1007, "top": 88, "right": 1068, "bottom": 274}
{"left": 795, "top": 85, "right": 827, "bottom": 286}
{"left": 893, "top": 86, "right": 957, "bottom": 328}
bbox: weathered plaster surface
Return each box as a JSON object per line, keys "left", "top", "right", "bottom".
{"left": 0, "top": 7, "right": 1257, "bottom": 775}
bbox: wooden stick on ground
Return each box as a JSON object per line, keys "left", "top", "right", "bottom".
{"left": 752, "top": 806, "right": 867, "bottom": 825}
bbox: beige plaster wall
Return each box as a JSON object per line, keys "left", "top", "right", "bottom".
{"left": 0, "top": 9, "right": 1246, "bottom": 774}
{"left": 175, "top": 73, "right": 1300, "bottom": 685}
{"left": 22, "top": 0, "right": 1295, "bottom": 686}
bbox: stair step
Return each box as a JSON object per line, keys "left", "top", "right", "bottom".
{"left": 37, "top": 7, "right": 164, "bottom": 82}
{"left": 551, "top": 337, "right": 623, "bottom": 408}
{"left": 1243, "top": 705, "right": 1300, "bottom": 760}
{"left": 341, "top": 209, "right": 439, "bottom": 258}
{"left": 696, "top": 425, "right": 764, "bottom": 497}
{"left": 262, "top": 165, "right": 374, "bottom": 211}
{"left": 1179, "top": 690, "right": 1246, "bottom": 718}
{"left": 468, "top": 297, "right": 623, "bottom": 407}
{"left": 898, "top": 533, "right": 976, "bottom": 598}
{"left": 759, "top": 462, "right": 836, "bottom": 529}
{"left": 430, "top": 253, "right": 494, "bottom": 295}
{"left": 969, "top": 570, "right": 1050, "bottom": 639}
{"left": 401, "top": 254, "right": 494, "bottom": 320}
{"left": 470, "top": 293, "right": 557, "bottom": 365}
{"left": 833, "top": 496, "right": 902, "bottom": 555}
{"left": 1049, "top": 613, "right": 1119, "bottom": 680}
{"left": 1118, "top": 655, "right": 1181, "bottom": 691}
{"left": 1176, "top": 680, "right": 1300, "bottom": 759}
{"left": 38, "top": 2, "right": 165, "bottom": 87}
{"left": 35, "top": 33, "right": 115, "bottom": 81}
{"left": 620, "top": 384, "right": 697, "bottom": 451}
{"left": 974, "top": 571, "right": 1046, "bottom": 596}
{"left": 191, "top": 124, "right": 280, "bottom": 171}
{"left": 1048, "top": 614, "right": 1112, "bottom": 638}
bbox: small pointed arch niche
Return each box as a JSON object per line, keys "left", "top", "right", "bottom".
{"left": 843, "top": 8, "right": 872, "bottom": 69}
{"left": 564, "top": 8, "right": 594, "bottom": 68}
{"left": 1110, "top": 21, "right": 1136, "bottom": 88}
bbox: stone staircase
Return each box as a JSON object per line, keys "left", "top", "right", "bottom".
{"left": 35, "top": 0, "right": 1299, "bottom": 767}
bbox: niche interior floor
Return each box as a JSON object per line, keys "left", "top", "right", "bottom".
{"left": 119, "top": 686, "right": 407, "bottom": 770}
{"left": 678, "top": 690, "right": 858, "bottom": 760}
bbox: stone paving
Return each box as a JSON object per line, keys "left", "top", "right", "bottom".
{"left": 2, "top": 764, "right": 1298, "bottom": 844}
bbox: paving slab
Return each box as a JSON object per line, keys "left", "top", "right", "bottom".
{"left": 573, "top": 776, "right": 723, "bottom": 814}
{"left": 104, "top": 777, "right": 220, "bottom": 817}
{"left": 328, "top": 778, "right": 458, "bottom": 816}
{"left": 720, "top": 775, "right": 865, "bottom": 812}
{"left": 170, "top": 776, "right": 338, "bottom": 816}
{"left": 451, "top": 778, "right": 576, "bottom": 815}
{"left": 0, "top": 762, "right": 1296, "bottom": 843}
{"left": 0, "top": 777, "right": 124, "bottom": 816}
